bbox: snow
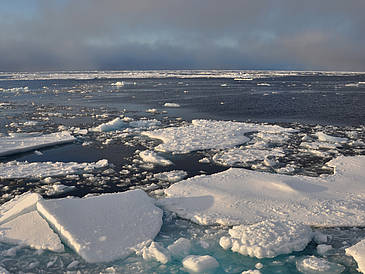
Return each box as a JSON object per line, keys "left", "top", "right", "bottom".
{"left": 36, "top": 189, "right": 163, "bottom": 263}
{"left": 0, "top": 211, "right": 64, "bottom": 252}
{"left": 139, "top": 150, "right": 173, "bottom": 166}
{"left": 0, "top": 159, "right": 109, "bottom": 179}
{"left": 346, "top": 239, "right": 365, "bottom": 273}
{"left": 157, "top": 156, "right": 365, "bottom": 227}
{"left": 142, "top": 119, "right": 297, "bottom": 154}
{"left": 219, "top": 221, "right": 312, "bottom": 259}
{"left": 0, "top": 131, "right": 76, "bottom": 157}
{"left": 296, "top": 256, "right": 345, "bottom": 274}
{"left": 182, "top": 255, "right": 219, "bottom": 272}
{"left": 154, "top": 170, "right": 188, "bottom": 182}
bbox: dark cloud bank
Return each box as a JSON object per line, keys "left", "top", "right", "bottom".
{"left": 1, "top": 0, "right": 365, "bottom": 72}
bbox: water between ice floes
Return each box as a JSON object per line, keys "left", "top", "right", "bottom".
{"left": 0, "top": 70, "right": 365, "bottom": 273}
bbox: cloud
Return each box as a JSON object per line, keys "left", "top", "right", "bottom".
{"left": 1, "top": 0, "right": 365, "bottom": 71}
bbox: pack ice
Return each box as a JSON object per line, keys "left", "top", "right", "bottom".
{"left": 0, "top": 190, "right": 163, "bottom": 263}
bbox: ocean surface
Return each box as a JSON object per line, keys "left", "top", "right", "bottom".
{"left": 0, "top": 70, "right": 364, "bottom": 273}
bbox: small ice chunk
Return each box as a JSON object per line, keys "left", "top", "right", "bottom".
{"left": 164, "top": 103, "right": 180, "bottom": 107}
{"left": 182, "top": 255, "right": 219, "bottom": 272}
{"left": 146, "top": 108, "right": 158, "bottom": 113}
{"left": 36, "top": 189, "right": 163, "bottom": 263}
{"left": 242, "top": 270, "right": 262, "bottom": 274}
{"left": 219, "top": 221, "right": 312, "bottom": 259}
{"left": 317, "top": 244, "right": 332, "bottom": 254}
{"left": 154, "top": 170, "right": 188, "bottom": 182}
{"left": 313, "top": 132, "right": 348, "bottom": 143}
{"left": 296, "top": 256, "right": 345, "bottom": 274}
{"left": 90, "top": 118, "right": 125, "bottom": 132}
{"left": 140, "top": 241, "right": 171, "bottom": 264}
{"left": 346, "top": 239, "right": 365, "bottom": 274}
{"left": 167, "top": 238, "right": 191, "bottom": 259}
{"left": 129, "top": 119, "right": 161, "bottom": 128}
{"left": 313, "top": 231, "right": 331, "bottom": 244}
{"left": 139, "top": 150, "right": 173, "bottom": 166}
{"left": 0, "top": 211, "right": 64, "bottom": 252}
{"left": 111, "top": 81, "right": 124, "bottom": 86}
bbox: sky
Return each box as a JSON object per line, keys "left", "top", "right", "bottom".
{"left": 1, "top": 0, "right": 365, "bottom": 72}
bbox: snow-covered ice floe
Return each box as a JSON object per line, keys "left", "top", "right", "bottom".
{"left": 346, "top": 239, "right": 365, "bottom": 274}
{"left": 139, "top": 150, "right": 173, "bottom": 166}
{"left": 89, "top": 117, "right": 161, "bottom": 132}
{"left": 0, "top": 159, "right": 109, "bottom": 179}
{"left": 0, "top": 131, "right": 76, "bottom": 157}
{"left": 142, "top": 119, "right": 297, "bottom": 154}
{"left": 0, "top": 190, "right": 163, "bottom": 263}
{"left": 157, "top": 155, "right": 365, "bottom": 227}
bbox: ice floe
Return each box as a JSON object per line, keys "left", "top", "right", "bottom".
{"left": 164, "top": 103, "right": 180, "bottom": 107}
{"left": 0, "top": 131, "right": 76, "bottom": 157}
{"left": 0, "top": 159, "right": 109, "bottom": 179}
{"left": 89, "top": 117, "right": 161, "bottom": 132}
{"left": 154, "top": 170, "right": 188, "bottom": 182}
{"left": 182, "top": 255, "right": 219, "bottom": 273}
{"left": 142, "top": 119, "right": 297, "bottom": 154}
{"left": 139, "top": 150, "right": 173, "bottom": 166}
{"left": 346, "top": 239, "right": 365, "bottom": 274}
{"left": 157, "top": 156, "right": 365, "bottom": 227}
{"left": 296, "top": 256, "right": 345, "bottom": 274}
{"left": 219, "top": 220, "right": 312, "bottom": 259}
{"left": 0, "top": 190, "right": 163, "bottom": 263}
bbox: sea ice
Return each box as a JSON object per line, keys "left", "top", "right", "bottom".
{"left": 154, "top": 170, "right": 188, "bottom": 182}
{"left": 138, "top": 241, "right": 171, "bottom": 264}
{"left": 296, "top": 256, "right": 345, "bottom": 274}
{"left": 142, "top": 119, "right": 297, "bottom": 154}
{"left": 36, "top": 189, "right": 163, "bottom": 263}
{"left": 164, "top": 103, "right": 180, "bottom": 107}
{"left": 0, "top": 131, "right": 76, "bottom": 157}
{"left": 0, "top": 159, "right": 109, "bottom": 179}
{"left": 182, "top": 255, "right": 219, "bottom": 272}
{"left": 157, "top": 156, "right": 365, "bottom": 227}
{"left": 0, "top": 211, "right": 64, "bottom": 253}
{"left": 346, "top": 239, "right": 365, "bottom": 273}
{"left": 219, "top": 221, "right": 312, "bottom": 259}
{"left": 89, "top": 117, "right": 125, "bottom": 132}
{"left": 167, "top": 238, "right": 191, "bottom": 259}
{"left": 212, "top": 148, "right": 285, "bottom": 166}
{"left": 139, "top": 150, "right": 173, "bottom": 166}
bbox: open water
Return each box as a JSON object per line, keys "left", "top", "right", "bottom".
{"left": 0, "top": 70, "right": 364, "bottom": 273}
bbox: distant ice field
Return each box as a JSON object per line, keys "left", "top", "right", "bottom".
{"left": 0, "top": 70, "right": 364, "bottom": 273}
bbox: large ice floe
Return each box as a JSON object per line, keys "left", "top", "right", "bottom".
{"left": 0, "top": 190, "right": 163, "bottom": 263}
{"left": 157, "top": 155, "right": 365, "bottom": 227}
{"left": 0, "top": 131, "right": 76, "bottom": 157}
{"left": 0, "top": 159, "right": 108, "bottom": 179}
{"left": 142, "top": 119, "right": 297, "bottom": 154}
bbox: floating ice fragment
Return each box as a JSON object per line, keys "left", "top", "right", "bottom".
{"left": 167, "top": 238, "right": 191, "bottom": 259}
{"left": 241, "top": 270, "right": 262, "bottom": 274}
{"left": 139, "top": 150, "right": 173, "bottom": 166}
{"left": 182, "top": 255, "right": 219, "bottom": 272}
{"left": 36, "top": 190, "right": 163, "bottom": 263}
{"left": 111, "top": 81, "right": 124, "bottom": 86}
{"left": 90, "top": 118, "right": 125, "bottom": 132}
{"left": 219, "top": 221, "right": 312, "bottom": 259}
{"left": 346, "top": 239, "right": 365, "bottom": 273}
{"left": 313, "top": 132, "right": 348, "bottom": 143}
{"left": 154, "top": 170, "right": 188, "bottom": 182}
{"left": 139, "top": 241, "right": 171, "bottom": 264}
{"left": 164, "top": 103, "right": 180, "bottom": 107}
{"left": 296, "top": 256, "right": 345, "bottom": 274}
{"left": 316, "top": 244, "right": 332, "bottom": 254}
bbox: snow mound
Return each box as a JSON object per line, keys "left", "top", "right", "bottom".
{"left": 37, "top": 189, "right": 163, "bottom": 263}
{"left": 346, "top": 239, "right": 365, "bottom": 274}
{"left": 90, "top": 118, "right": 125, "bottom": 132}
{"left": 139, "top": 150, "right": 173, "bottom": 166}
{"left": 219, "top": 221, "right": 312, "bottom": 259}
{"left": 0, "top": 131, "right": 76, "bottom": 157}
{"left": 296, "top": 256, "right": 345, "bottom": 274}
{"left": 142, "top": 119, "right": 297, "bottom": 154}
{"left": 0, "top": 159, "right": 109, "bottom": 179}
{"left": 157, "top": 156, "right": 365, "bottom": 227}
